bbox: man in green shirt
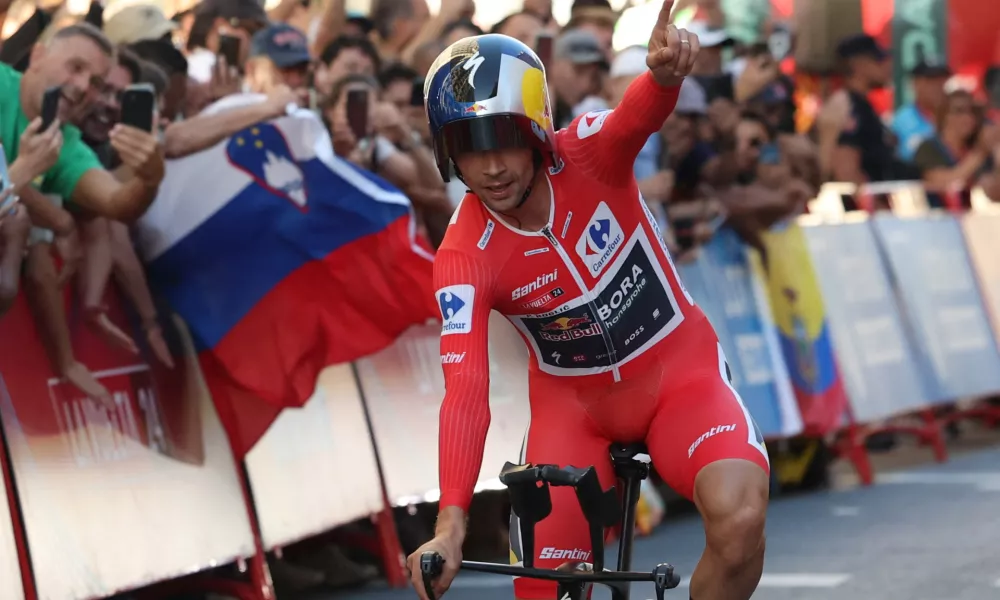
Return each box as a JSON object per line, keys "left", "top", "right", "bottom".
{"left": 0, "top": 22, "right": 165, "bottom": 222}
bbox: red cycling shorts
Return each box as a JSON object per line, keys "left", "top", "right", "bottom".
{"left": 508, "top": 313, "right": 770, "bottom": 599}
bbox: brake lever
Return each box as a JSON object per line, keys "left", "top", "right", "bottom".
{"left": 420, "top": 552, "right": 445, "bottom": 600}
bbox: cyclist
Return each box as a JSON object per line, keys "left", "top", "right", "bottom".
{"left": 407, "top": 3, "right": 770, "bottom": 600}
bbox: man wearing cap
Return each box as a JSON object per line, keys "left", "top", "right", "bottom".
{"left": 566, "top": 0, "right": 618, "bottom": 60}
{"left": 686, "top": 19, "right": 734, "bottom": 76}
{"left": 550, "top": 28, "right": 609, "bottom": 129}
{"left": 892, "top": 58, "right": 952, "bottom": 161}
{"left": 245, "top": 22, "right": 312, "bottom": 93}
{"left": 828, "top": 34, "right": 897, "bottom": 185}
{"left": 103, "top": 3, "right": 178, "bottom": 45}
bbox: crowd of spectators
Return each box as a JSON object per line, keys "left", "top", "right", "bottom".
{"left": 2, "top": 0, "right": 1000, "bottom": 592}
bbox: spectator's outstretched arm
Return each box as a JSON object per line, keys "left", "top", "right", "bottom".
{"left": 163, "top": 88, "right": 300, "bottom": 159}
{"left": 399, "top": 0, "right": 473, "bottom": 64}
{"left": 71, "top": 126, "right": 164, "bottom": 222}
{"left": 268, "top": 0, "right": 302, "bottom": 23}
{"left": 310, "top": 0, "right": 347, "bottom": 58}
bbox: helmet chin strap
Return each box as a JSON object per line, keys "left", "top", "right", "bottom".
{"left": 512, "top": 150, "right": 544, "bottom": 209}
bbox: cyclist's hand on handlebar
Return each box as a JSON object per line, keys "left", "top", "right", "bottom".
{"left": 407, "top": 535, "right": 463, "bottom": 600}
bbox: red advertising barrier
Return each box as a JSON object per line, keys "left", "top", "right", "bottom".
{"left": 0, "top": 292, "right": 256, "bottom": 600}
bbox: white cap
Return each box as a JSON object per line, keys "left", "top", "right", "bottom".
{"left": 610, "top": 45, "right": 648, "bottom": 79}
{"left": 103, "top": 3, "right": 177, "bottom": 45}
{"left": 685, "top": 20, "right": 735, "bottom": 49}
{"left": 675, "top": 78, "right": 707, "bottom": 115}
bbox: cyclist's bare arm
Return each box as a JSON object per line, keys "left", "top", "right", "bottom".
{"left": 560, "top": 72, "right": 682, "bottom": 186}
{"left": 435, "top": 249, "right": 497, "bottom": 518}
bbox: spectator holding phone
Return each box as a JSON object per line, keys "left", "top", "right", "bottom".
{"left": 163, "top": 23, "right": 309, "bottom": 159}
{"left": 7, "top": 23, "right": 165, "bottom": 220}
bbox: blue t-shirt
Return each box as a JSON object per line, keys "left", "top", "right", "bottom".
{"left": 633, "top": 134, "right": 662, "bottom": 182}
{"left": 891, "top": 103, "right": 936, "bottom": 162}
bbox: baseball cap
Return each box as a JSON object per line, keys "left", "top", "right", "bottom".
{"left": 195, "top": 0, "right": 268, "bottom": 23}
{"left": 610, "top": 45, "right": 647, "bottom": 79}
{"left": 675, "top": 78, "right": 707, "bottom": 115}
{"left": 911, "top": 57, "right": 951, "bottom": 78}
{"left": 836, "top": 34, "right": 888, "bottom": 61}
{"left": 103, "top": 3, "right": 178, "bottom": 45}
{"left": 685, "top": 20, "right": 734, "bottom": 49}
{"left": 555, "top": 29, "right": 609, "bottom": 68}
{"left": 250, "top": 22, "right": 311, "bottom": 68}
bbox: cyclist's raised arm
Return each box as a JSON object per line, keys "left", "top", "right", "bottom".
{"left": 560, "top": 72, "right": 680, "bottom": 187}
{"left": 434, "top": 249, "right": 497, "bottom": 514}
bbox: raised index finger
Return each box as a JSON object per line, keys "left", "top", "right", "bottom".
{"left": 655, "top": 0, "right": 676, "bottom": 27}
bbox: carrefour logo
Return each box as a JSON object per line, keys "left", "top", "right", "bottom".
{"left": 437, "top": 284, "right": 475, "bottom": 335}
{"left": 576, "top": 202, "right": 623, "bottom": 276}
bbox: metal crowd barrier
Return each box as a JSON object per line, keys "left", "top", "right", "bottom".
{"left": 1, "top": 181, "right": 1000, "bottom": 599}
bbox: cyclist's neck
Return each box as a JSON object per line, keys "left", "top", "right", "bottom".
{"left": 494, "top": 169, "right": 552, "bottom": 233}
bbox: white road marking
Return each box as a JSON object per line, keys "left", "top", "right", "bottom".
{"left": 876, "top": 471, "right": 1000, "bottom": 491}
{"left": 675, "top": 573, "right": 852, "bottom": 588}
{"left": 993, "top": 577, "right": 1000, "bottom": 588}
{"left": 832, "top": 505, "right": 860, "bottom": 517}
{"left": 451, "top": 572, "right": 852, "bottom": 589}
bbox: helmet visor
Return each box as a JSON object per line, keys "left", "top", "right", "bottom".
{"left": 439, "top": 114, "right": 538, "bottom": 159}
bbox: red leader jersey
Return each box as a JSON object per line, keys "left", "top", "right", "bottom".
{"left": 433, "top": 72, "right": 705, "bottom": 511}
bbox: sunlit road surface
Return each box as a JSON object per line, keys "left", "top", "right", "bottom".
{"left": 328, "top": 433, "right": 1000, "bottom": 600}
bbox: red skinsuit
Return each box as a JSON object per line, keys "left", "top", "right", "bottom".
{"left": 433, "top": 72, "right": 770, "bottom": 598}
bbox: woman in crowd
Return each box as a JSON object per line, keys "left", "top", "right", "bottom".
{"left": 914, "top": 89, "right": 1000, "bottom": 210}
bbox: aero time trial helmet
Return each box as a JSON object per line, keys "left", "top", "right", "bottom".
{"left": 423, "top": 34, "right": 558, "bottom": 183}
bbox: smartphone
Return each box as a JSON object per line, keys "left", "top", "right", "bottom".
{"left": 217, "top": 34, "right": 242, "bottom": 70}
{"left": 40, "top": 86, "right": 61, "bottom": 131}
{"left": 535, "top": 32, "right": 554, "bottom": 68}
{"left": 410, "top": 77, "right": 425, "bottom": 107}
{"left": 346, "top": 89, "right": 369, "bottom": 141}
{"left": 120, "top": 83, "right": 157, "bottom": 132}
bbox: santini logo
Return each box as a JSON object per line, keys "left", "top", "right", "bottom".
{"left": 437, "top": 284, "right": 475, "bottom": 336}
{"left": 441, "top": 352, "right": 465, "bottom": 364}
{"left": 688, "top": 424, "right": 737, "bottom": 458}
{"left": 539, "top": 547, "right": 592, "bottom": 561}
{"left": 512, "top": 269, "right": 558, "bottom": 300}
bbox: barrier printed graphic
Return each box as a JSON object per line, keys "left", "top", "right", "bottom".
{"left": 677, "top": 228, "right": 802, "bottom": 437}
{"left": 872, "top": 214, "right": 1000, "bottom": 400}
{"left": 960, "top": 213, "right": 1000, "bottom": 351}
{"left": 749, "top": 220, "right": 849, "bottom": 435}
{"left": 802, "top": 220, "right": 932, "bottom": 421}
{"left": 0, "top": 295, "right": 254, "bottom": 600}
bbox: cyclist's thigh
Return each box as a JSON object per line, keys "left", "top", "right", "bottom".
{"left": 646, "top": 340, "right": 770, "bottom": 501}
{"left": 511, "top": 381, "right": 613, "bottom": 599}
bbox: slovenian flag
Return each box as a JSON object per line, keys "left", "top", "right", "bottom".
{"left": 136, "top": 97, "right": 437, "bottom": 456}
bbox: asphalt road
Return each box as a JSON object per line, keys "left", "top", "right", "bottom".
{"left": 330, "top": 444, "right": 1000, "bottom": 600}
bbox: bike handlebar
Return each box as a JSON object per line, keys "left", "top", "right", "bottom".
{"left": 419, "top": 551, "right": 682, "bottom": 600}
